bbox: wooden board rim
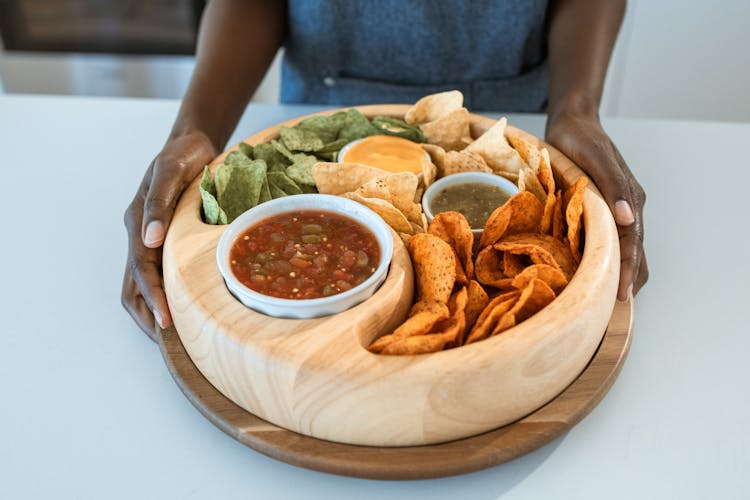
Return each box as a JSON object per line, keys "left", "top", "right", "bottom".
{"left": 157, "top": 298, "right": 632, "bottom": 480}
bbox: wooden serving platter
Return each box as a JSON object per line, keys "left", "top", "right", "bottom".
{"left": 157, "top": 297, "right": 632, "bottom": 479}
{"left": 162, "top": 105, "right": 621, "bottom": 447}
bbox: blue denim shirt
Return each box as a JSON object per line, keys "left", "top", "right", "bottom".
{"left": 281, "top": 0, "right": 549, "bottom": 112}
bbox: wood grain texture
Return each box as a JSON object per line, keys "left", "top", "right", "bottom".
{"left": 157, "top": 297, "right": 632, "bottom": 480}
{"left": 162, "top": 105, "right": 621, "bottom": 447}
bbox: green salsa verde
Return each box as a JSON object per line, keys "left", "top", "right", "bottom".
{"left": 430, "top": 182, "right": 512, "bottom": 228}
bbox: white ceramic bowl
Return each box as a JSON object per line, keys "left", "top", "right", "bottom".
{"left": 216, "top": 194, "right": 393, "bottom": 319}
{"left": 422, "top": 172, "right": 520, "bottom": 236}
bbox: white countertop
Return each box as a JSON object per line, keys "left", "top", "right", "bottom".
{"left": 0, "top": 95, "right": 748, "bottom": 499}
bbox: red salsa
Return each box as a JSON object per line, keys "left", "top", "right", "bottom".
{"left": 229, "top": 210, "right": 381, "bottom": 300}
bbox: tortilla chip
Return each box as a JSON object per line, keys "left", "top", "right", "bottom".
{"left": 443, "top": 287, "right": 468, "bottom": 347}
{"left": 421, "top": 108, "right": 473, "bottom": 151}
{"left": 407, "top": 233, "right": 457, "bottom": 304}
{"left": 464, "top": 280, "right": 489, "bottom": 333}
{"left": 415, "top": 156, "right": 437, "bottom": 188}
{"left": 494, "top": 233, "right": 578, "bottom": 280}
{"left": 464, "top": 291, "right": 520, "bottom": 344}
{"left": 312, "top": 162, "right": 388, "bottom": 194}
{"left": 382, "top": 173, "right": 422, "bottom": 224}
{"left": 564, "top": 177, "right": 588, "bottom": 263}
{"left": 423, "top": 144, "right": 492, "bottom": 177}
{"left": 492, "top": 278, "right": 556, "bottom": 335}
{"left": 502, "top": 251, "right": 528, "bottom": 278}
{"left": 552, "top": 190, "right": 566, "bottom": 240}
{"left": 474, "top": 245, "right": 513, "bottom": 289}
{"left": 379, "top": 333, "right": 451, "bottom": 355}
{"left": 538, "top": 149, "right": 557, "bottom": 234}
{"left": 511, "top": 264, "right": 568, "bottom": 295}
{"left": 464, "top": 117, "right": 526, "bottom": 178}
{"left": 405, "top": 90, "right": 464, "bottom": 125}
{"left": 518, "top": 166, "right": 546, "bottom": 203}
{"left": 428, "top": 211, "right": 474, "bottom": 281}
{"left": 479, "top": 191, "right": 544, "bottom": 249}
{"left": 508, "top": 135, "right": 541, "bottom": 172}
{"left": 368, "top": 301, "right": 450, "bottom": 353}
{"left": 342, "top": 192, "right": 413, "bottom": 234}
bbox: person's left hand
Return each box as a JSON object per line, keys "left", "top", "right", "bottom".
{"left": 545, "top": 110, "right": 649, "bottom": 300}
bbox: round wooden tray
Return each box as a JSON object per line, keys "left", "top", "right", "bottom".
{"left": 157, "top": 297, "right": 632, "bottom": 480}
{"left": 162, "top": 106, "right": 622, "bottom": 448}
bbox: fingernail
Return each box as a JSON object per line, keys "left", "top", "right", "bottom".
{"left": 614, "top": 200, "right": 635, "bottom": 225}
{"left": 626, "top": 283, "right": 633, "bottom": 299}
{"left": 144, "top": 220, "right": 164, "bottom": 247}
{"left": 153, "top": 309, "right": 164, "bottom": 329}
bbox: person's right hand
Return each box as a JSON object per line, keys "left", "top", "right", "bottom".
{"left": 122, "top": 132, "right": 218, "bottom": 341}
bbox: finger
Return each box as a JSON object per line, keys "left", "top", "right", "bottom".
{"left": 562, "top": 133, "right": 635, "bottom": 227}
{"left": 617, "top": 223, "right": 643, "bottom": 301}
{"left": 121, "top": 270, "right": 158, "bottom": 342}
{"left": 128, "top": 247, "right": 173, "bottom": 330}
{"left": 141, "top": 160, "right": 193, "bottom": 248}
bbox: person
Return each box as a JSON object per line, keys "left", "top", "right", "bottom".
{"left": 122, "top": 0, "right": 648, "bottom": 340}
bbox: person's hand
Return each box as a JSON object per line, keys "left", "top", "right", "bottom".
{"left": 122, "top": 132, "right": 218, "bottom": 340}
{"left": 545, "top": 110, "right": 648, "bottom": 301}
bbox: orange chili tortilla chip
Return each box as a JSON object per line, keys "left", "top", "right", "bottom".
{"left": 368, "top": 300, "right": 450, "bottom": 353}
{"left": 479, "top": 191, "right": 544, "bottom": 249}
{"left": 511, "top": 264, "right": 568, "bottom": 295}
{"left": 494, "top": 232, "right": 578, "bottom": 280}
{"left": 503, "top": 251, "right": 528, "bottom": 278}
{"left": 564, "top": 177, "right": 588, "bottom": 263}
{"left": 464, "top": 117, "right": 526, "bottom": 179}
{"left": 552, "top": 189, "right": 565, "bottom": 240}
{"left": 492, "top": 278, "right": 556, "bottom": 336}
{"left": 407, "top": 233, "right": 457, "bottom": 303}
{"left": 443, "top": 287, "right": 468, "bottom": 347}
{"left": 312, "top": 162, "right": 388, "bottom": 194}
{"left": 464, "top": 280, "right": 489, "bottom": 334}
{"left": 428, "top": 211, "right": 475, "bottom": 281}
{"left": 405, "top": 90, "right": 464, "bottom": 125}
{"left": 474, "top": 245, "right": 513, "bottom": 289}
{"left": 421, "top": 108, "right": 473, "bottom": 151}
{"left": 465, "top": 291, "right": 520, "bottom": 344}
{"left": 507, "top": 134, "right": 541, "bottom": 173}
{"left": 379, "top": 333, "right": 450, "bottom": 355}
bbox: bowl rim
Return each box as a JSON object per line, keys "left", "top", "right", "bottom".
{"left": 421, "top": 171, "right": 521, "bottom": 225}
{"left": 215, "top": 193, "right": 394, "bottom": 309}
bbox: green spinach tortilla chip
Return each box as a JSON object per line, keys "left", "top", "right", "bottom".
{"left": 253, "top": 142, "right": 290, "bottom": 172}
{"left": 269, "top": 183, "right": 288, "bottom": 199}
{"left": 337, "top": 109, "right": 379, "bottom": 142}
{"left": 286, "top": 155, "right": 317, "bottom": 187}
{"left": 267, "top": 171, "right": 303, "bottom": 195}
{"left": 279, "top": 126, "right": 325, "bottom": 152}
{"left": 271, "top": 139, "right": 297, "bottom": 162}
{"left": 199, "top": 166, "right": 227, "bottom": 225}
{"left": 224, "top": 150, "right": 250, "bottom": 167}
{"left": 216, "top": 159, "right": 267, "bottom": 222}
{"left": 238, "top": 142, "right": 254, "bottom": 159}
{"left": 372, "top": 116, "right": 425, "bottom": 142}
{"left": 259, "top": 174, "right": 272, "bottom": 204}
{"left": 296, "top": 114, "right": 343, "bottom": 143}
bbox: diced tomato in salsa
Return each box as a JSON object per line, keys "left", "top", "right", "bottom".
{"left": 229, "top": 210, "right": 380, "bottom": 300}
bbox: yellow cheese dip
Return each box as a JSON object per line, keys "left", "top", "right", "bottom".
{"left": 340, "top": 135, "right": 425, "bottom": 174}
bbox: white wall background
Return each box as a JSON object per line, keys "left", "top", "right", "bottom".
{"left": 1, "top": 0, "right": 748, "bottom": 123}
